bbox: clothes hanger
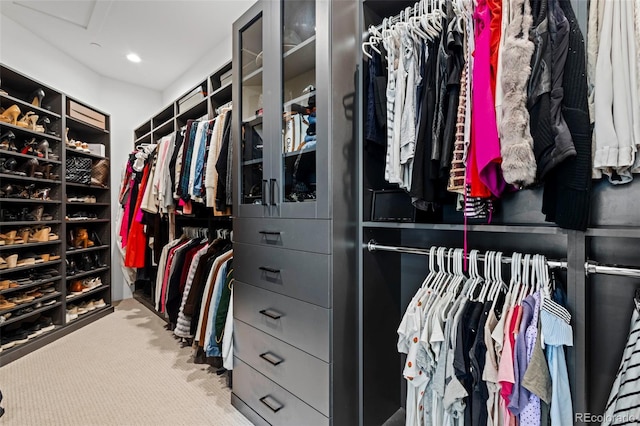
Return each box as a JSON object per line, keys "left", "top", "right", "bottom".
{"left": 518, "top": 254, "right": 532, "bottom": 303}
{"left": 466, "top": 249, "right": 482, "bottom": 300}
{"left": 507, "top": 252, "right": 522, "bottom": 309}
{"left": 479, "top": 251, "right": 493, "bottom": 302}
{"left": 408, "top": 2, "right": 429, "bottom": 41}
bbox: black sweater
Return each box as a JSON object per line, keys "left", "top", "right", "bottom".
{"left": 542, "top": 0, "right": 592, "bottom": 230}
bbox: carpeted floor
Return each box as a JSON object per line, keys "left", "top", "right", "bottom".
{"left": 0, "top": 298, "right": 253, "bottom": 426}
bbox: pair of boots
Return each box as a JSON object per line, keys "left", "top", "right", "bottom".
{"left": 70, "top": 228, "right": 96, "bottom": 249}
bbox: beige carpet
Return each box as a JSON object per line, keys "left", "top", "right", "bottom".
{"left": 0, "top": 298, "right": 253, "bottom": 426}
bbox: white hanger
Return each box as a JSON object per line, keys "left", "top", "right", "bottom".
{"left": 508, "top": 252, "right": 522, "bottom": 308}
{"left": 478, "top": 251, "right": 492, "bottom": 302}
{"left": 362, "top": 25, "right": 383, "bottom": 59}
{"left": 519, "top": 254, "right": 532, "bottom": 303}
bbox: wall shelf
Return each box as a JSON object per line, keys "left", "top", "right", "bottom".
{"left": 0, "top": 150, "right": 62, "bottom": 165}
{"left": 0, "top": 122, "right": 62, "bottom": 141}
{"left": 0, "top": 63, "right": 112, "bottom": 365}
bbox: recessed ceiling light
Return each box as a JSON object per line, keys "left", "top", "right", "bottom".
{"left": 127, "top": 53, "right": 141, "bottom": 63}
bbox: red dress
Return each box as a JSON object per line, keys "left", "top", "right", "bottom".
{"left": 124, "top": 163, "right": 151, "bottom": 268}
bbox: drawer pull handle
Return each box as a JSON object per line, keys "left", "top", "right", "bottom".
{"left": 259, "top": 266, "right": 280, "bottom": 274}
{"left": 259, "top": 309, "right": 283, "bottom": 320}
{"left": 259, "top": 351, "right": 284, "bottom": 366}
{"left": 259, "top": 231, "right": 281, "bottom": 235}
{"left": 259, "top": 395, "right": 284, "bottom": 413}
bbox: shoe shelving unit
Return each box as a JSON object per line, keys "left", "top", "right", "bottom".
{"left": 0, "top": 64, "right": 113, "bottom": 365}
{"left": 131, "top": 61, "right": 233, "bottom": 313}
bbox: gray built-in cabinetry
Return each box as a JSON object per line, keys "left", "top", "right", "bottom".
{"left": 0, "top": 64, "right": 113, "bottom": 365}
{"left": 131, "top": 61, "right": 234, "bottom": 311}
{"left": 231, "top": 1, "right": 359, "bottom": 425}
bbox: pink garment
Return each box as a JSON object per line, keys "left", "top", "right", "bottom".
{"left": 498, "top": 306, "right": 518, "bottom": 422}
{"left": 472, "top": 0, "right": 508, "bottom": 197}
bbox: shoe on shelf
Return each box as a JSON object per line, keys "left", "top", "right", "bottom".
{"left": 16, "top": 255, "right": 36, "bottom": 267}
{"left": 0, "top": 105, "right": 21, "bottom": 125}
{"left": 92, "top": 253, "right": 106, "bottom": 268}
{"left": 0, "top": 335, "right": 17, "bottom": 350}
{"left": 66, "top": 306, "right": 79, "bottom": 322}
{"left": 16, "top": 111, "right": 38, "bottom": 130}
{"left": 40, "top": 284, "right": 55, "bottom": 294}
{"left": 72, "top": 228, "right": 94, "bottom": 248}
{"left": 29, "top": 226, "right": 58, "bottom": 242}
{"left": 0, "top": 230, "right": 24, "bottom": 245}
{"left": 5, "top": 254, "right": 18, "bottom": 269}
{"left": 24, "top": 321, "right": 43, "bottom": 338}
{"left": 67, "top": 212, "right": 89, "bottom": 221}
{"left": 0, "top": 279, "right": 19, "bottom": 290}
{"left": 37, "top": 315, "right": 55, "bottom": 332}
{"left": 0, "top": 131, "right": 16, "bottom": 149}
{"left": 0, "top": 158, "right": 27, "bottom": 176}
{"left": 64, "top": 128, "right": 76, "bottom": 149}
{"left": 30, "top": 187, "right": 51, "bottom": 200}
{"left": 93, "top": 298, "right": 106, "bottom": 308}
{"left": 66, "top": 259, "right": 79, "bottom": 276}
{"left": 0, "top": 297, "right": 16, "bottom": 311}
{"left": 30, "top": 205, "right": 44, "bottom": 221}
{"left": 0, "top": 257, "right": 7, "bottom": 270}
{"left": 69, "top": 280, "right": 83, "bottom": 294}
{"left": 80, "top": 300, "right": 96, "bottom": 311}
{"left": 28, "top": 88, "right": 45, "bottom": 108}
{"left": 80, "top": 253, "right": 95, "bottom": 271}
{"left": 34, "top": 117, "right": 50, "bottom": 134}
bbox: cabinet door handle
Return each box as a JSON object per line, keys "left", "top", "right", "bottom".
{"left": 259, "top": 266, "right": 280, "bottom": 274}
{"left": 261, "top": 179, "right": 269, "bottom": 206}
{"left": 259, "top": 395, "right": 284, "bottom": 413}
{"left": 259, "top": 351, "right": 284, "bottom": 366}
{"left": 259, "top": 231, "right": 281, "bottom": 235}
{"left": 270, "top": 178, "right": 278, "bottom": 207}
{"left": 259, "top": 309, "right": 283, "bottom": 320}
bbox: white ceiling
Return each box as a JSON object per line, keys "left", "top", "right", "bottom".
{"left": 0, "top": 0, "right": 255, "bottom": 91}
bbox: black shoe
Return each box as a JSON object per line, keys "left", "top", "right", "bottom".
{"left": 24, "top": 320, "right": 43, "bottom": 337}
{"left": 66, "top": 259, "right": 79, "bottom": 275}
{"left": 5, "top": 327, "right": 30, "bottom": 345}
{"left": 92, "top": 253, "right": 106, "bottom": 268}
{"left": 91, "top": 232, "right": 103, "bottom": 246}
{"left": 80, "top": 253, "right": 95, "bottom": 270}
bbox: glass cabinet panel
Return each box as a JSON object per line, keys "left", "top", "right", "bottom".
{"left": 280, "top": 0, "right": 316, "bottom": 204}
{"left": 240, "top": 15, "right": 265, "bottom": 206}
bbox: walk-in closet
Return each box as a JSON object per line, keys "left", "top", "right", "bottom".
{"left": 1, "top": 0, "right": 640, "bottom": 425}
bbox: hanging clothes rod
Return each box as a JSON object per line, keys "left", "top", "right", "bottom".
{"left": 216, "top": 101, "right": 232, "bottom": 115}
{"left": 365, "top": 240, "right": 568, "bottom": 269}
{"left": 585, "top": 262, "right": 640, "bottom": 278}
{"left": 362, "top": 0, "right": 452, "bottom": 39}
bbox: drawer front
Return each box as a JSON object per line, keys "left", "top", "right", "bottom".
{"left": 234, "top": 243, "right": 331, "bottom": 308}
{"left": 235, "top": 320, "right": 330, "bottom": 416}
{"left": 235, "top": 282, "right": 330, "bottom": 362}
{"left": 233, "top": 358, "right": 329, "bottom": 426}
{"left": 234, "top": 218, "right": 331, "bottom": 254}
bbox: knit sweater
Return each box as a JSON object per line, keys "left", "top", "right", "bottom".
{"left": 542, "top": 0, "right": 592, "bottom": 231}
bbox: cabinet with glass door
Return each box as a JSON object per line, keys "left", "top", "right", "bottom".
{"left": 234, "top": 0, "right": 328, "bottom": 219}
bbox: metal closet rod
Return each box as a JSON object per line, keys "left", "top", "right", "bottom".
{"left": 585, "top": 262, "right": 640, "bottom": 278}
{"left": 365, "top": 240, "right": 568, "bottom": 269}
{"left": 366, "top": 240, "right": 640, "bottom": 278}
{"left": 366, "top": 240, "right": 567, "bottom": 269}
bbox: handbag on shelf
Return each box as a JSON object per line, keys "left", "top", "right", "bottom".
{"left": 65, "top": 156, "right": 92, "bottom": 185}
{"left": 91, "top": 158, "right": 109, "bottom": 187}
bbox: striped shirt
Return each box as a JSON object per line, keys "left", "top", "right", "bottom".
{"left": 602, "top": 308, "right": 640, "bottom": 426}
